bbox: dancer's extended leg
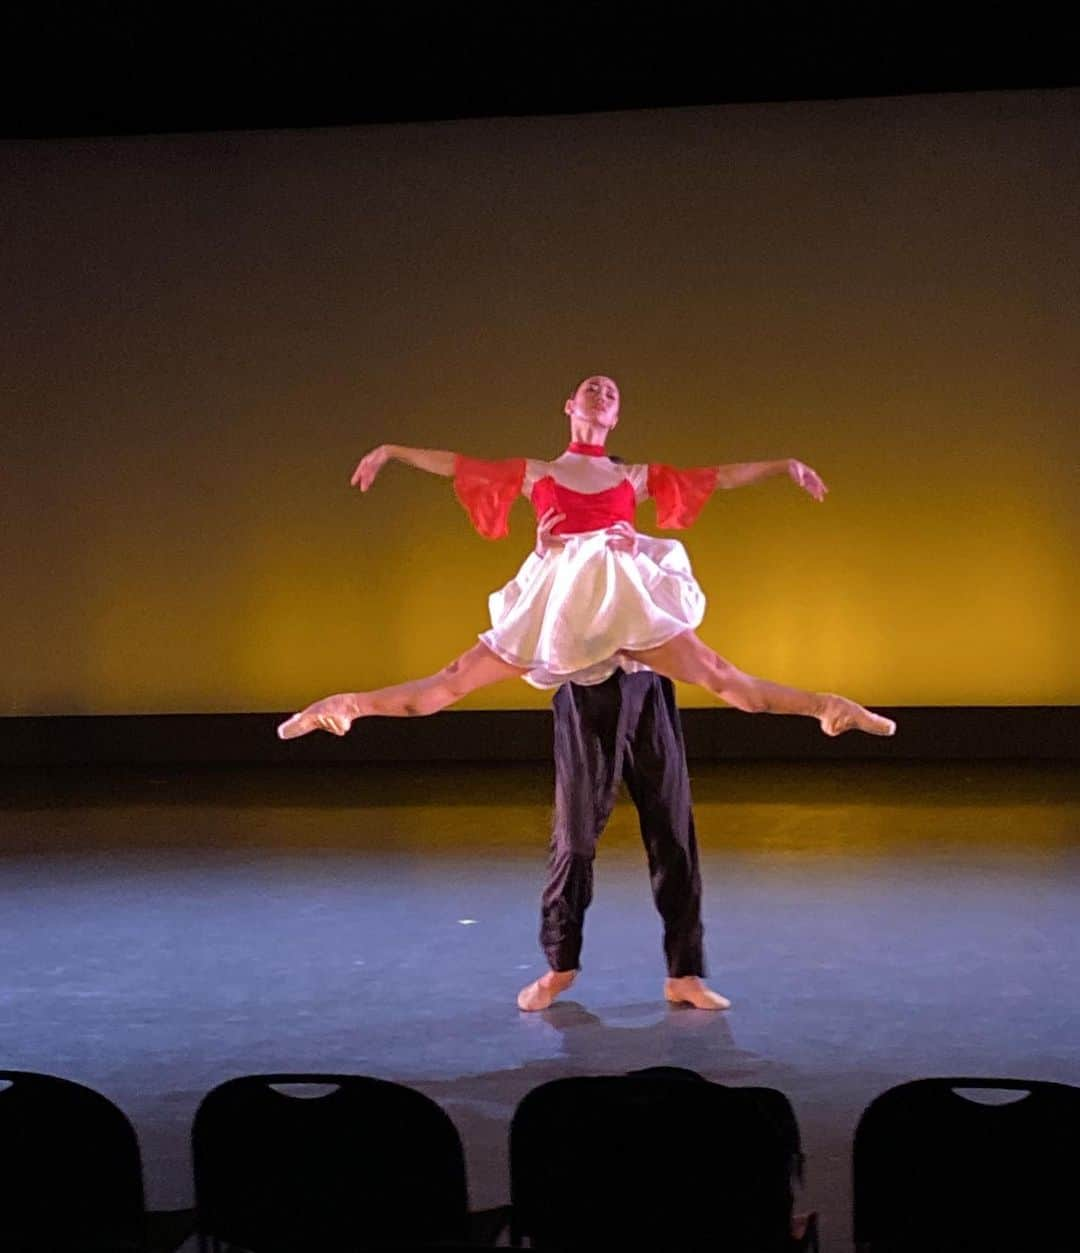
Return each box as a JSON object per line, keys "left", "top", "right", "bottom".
{"left": 622, "top": 632, "right": 896, "bottom": 737}
{"left": 277, "top": 642, "right": 527, "bottom": 739}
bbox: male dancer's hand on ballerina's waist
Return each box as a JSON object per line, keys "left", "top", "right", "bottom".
{"left": 535, "top": 507, "right": 567, "bottom": 556}
{"left": 605, "top": 520, "right": 639, "bottom": 556}
{"left": 535, "top": 510, "right": 639, "bottom": 558}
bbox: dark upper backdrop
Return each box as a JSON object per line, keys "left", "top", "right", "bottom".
{"left": 3, "top": 15, "right": 1077, "bottom": 715}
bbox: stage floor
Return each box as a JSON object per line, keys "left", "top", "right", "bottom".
{"left": 3, "top": 760, "right": 1079, "bottom": 1251}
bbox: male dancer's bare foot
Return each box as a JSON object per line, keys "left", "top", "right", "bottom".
{"left": 277, "top": 694, "right": 360, "bottom": 740}
{"left": 664, "top": 976, "right": 731, "bottom": 1010}
{"left": 818, "top": 693, "right": 896, "bottom": 738}
{"left": 517, "top": 969, "right": 576, "bottom": 1012}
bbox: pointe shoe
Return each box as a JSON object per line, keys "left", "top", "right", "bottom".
{"left": 517, "top": 970, "right": 576, "bottom": 1012}
{"left": 277, "top": 712, "right": 350, "bottom": 740}
{"left": 664, "top": 976, "right": 731, "bottom": 1011}
{"left": 818, "top": 693, "right": 896, "bottom": 738}
{"left": 277, "top": 696, "right": 357, "bottom": 740}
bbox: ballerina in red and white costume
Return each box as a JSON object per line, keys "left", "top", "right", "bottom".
{"left": 277, "top": 375, "right": 896, "bottom": 741}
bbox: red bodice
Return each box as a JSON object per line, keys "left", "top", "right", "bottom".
{"left": 529, "top": 476, "right": 637, "bottom": 535}
{"left": 452, "top": 453, "right": 719, "bottom": 540}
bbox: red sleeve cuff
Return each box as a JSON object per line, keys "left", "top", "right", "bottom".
{"left": 647, "top": 463, "right": 720, "bottom": 529}
{"left": 453, "top": 455, "right": 527, "bottom": 539}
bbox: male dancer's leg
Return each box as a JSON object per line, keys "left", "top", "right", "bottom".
{"left": 621, "top": 673, "right": 730, "bottom": 1010}
{"left": 620, "top": 674, "right": 704, "bottom": 975}
{"left": 518, "top": 675, "right": 624, "bottom": 1011}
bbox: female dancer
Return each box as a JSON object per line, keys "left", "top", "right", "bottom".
{"left": 277, "top": 375, "right": 896, "bottom": 741}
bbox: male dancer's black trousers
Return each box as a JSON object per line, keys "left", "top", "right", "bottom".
{"left": 541, "top": 669, "right": 706, "bottom": 977}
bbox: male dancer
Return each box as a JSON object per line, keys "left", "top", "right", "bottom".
{"left": 517, "top": 512, "right": 729, "bottom": 1013}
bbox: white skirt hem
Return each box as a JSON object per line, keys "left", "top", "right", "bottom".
{"left": 478, "top": 624, "right": 695, "bottom": 689}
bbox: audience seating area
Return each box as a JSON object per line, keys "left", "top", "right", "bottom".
{"left": 1, "top": 1067, "right": 1076, "bottom": 1251}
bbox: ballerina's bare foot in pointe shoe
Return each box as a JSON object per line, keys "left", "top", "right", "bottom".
{"left": 817, "top": 693, "right": 896, "bottom": 738}
{"left": 517, "top": 969, "right": 577, "bottom": 1012}
{"left": 277, "top": 694, "right": 361, "bottom": 740}
{"left": 664, "top": 975, "right": 731, "bottom": 1010}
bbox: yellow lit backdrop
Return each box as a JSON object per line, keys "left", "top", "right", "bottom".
{"left": 3, "top": 90, "right": 1077, "bottom": 713}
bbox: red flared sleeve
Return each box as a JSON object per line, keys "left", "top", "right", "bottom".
{"left": 452, "top": 454, "right": 527, "bottom": 539}
{"left": 647, "top": 463, "right": 721, "bottom": 529}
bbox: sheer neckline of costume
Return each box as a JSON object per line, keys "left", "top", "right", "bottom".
{"left": 565, "top": 442, "right": 609, "bottom": 457}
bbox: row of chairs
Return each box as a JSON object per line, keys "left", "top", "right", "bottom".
{"left": 1, "top": 1067, "right": 1077, "bottom": 1251}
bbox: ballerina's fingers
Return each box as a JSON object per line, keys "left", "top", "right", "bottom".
{"left": 350, "top": 445, "right": 390, "bottom": 491}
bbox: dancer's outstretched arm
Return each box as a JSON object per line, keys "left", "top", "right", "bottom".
{"left": 715, "top": 457, "right": 829, "bottom": 499}
{"left": 350, "top": 444, "right": 458, "bottom": 491}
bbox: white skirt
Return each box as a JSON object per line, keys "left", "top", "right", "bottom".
{"left": 479, "top": 528, "right": 706, "bottom": 689}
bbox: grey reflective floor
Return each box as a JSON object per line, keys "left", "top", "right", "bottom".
{"left": 2, "top": 762, "right": 1079, "bottom": 1251}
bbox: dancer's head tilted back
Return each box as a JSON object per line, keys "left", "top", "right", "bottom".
{"left": 565, "top": 375, "right": 620, "bottom": 445}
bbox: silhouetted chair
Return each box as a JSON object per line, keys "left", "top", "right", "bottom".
{"left": 853, "top": 1076, "right": 1080, "bottom": 1252}
{"left": 0, "top": 1069, "right": 193, "bottom": 1252}
{"left": 509, "top": 1070, "right": 816, "bottom": 1250}
{"left": 192, "top": 1073, "right": 470, "bottom": 1251}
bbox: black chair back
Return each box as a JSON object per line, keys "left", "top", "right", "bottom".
{"left": 510, "top": 1071, "right": 804, "bottom": 1251}
{"left": 192, "top": 1073, "right": 468, "bottom": 1251}
{"left": 853, "top": 1076, "right": 1080, "bottom": 1251}
{"left": 0, "top": 1069, "right": 146, "bottom": 1251}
